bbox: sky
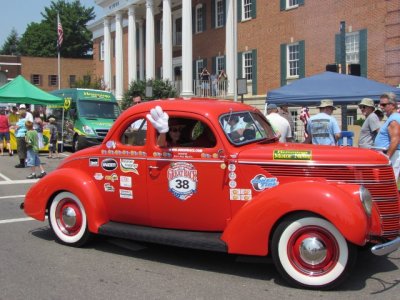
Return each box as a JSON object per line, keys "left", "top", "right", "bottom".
{"left": 0, "top": 0, "right": 104, "bottom": 47}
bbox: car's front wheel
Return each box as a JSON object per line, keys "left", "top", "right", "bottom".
{"left": 271, "top": 215, "right": 357, "bottom": 290}
{"left": 49, "top": 192, "right": 91, "bottom": 247}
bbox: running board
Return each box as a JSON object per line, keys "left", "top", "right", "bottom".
{"left": 98, "top": 222, "right": 228, "bottom": 253}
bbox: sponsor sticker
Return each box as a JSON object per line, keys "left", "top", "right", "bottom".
{"left": 230, "top": 189, "right": 252, "bottom": 201}
{"left": 273, "top": 150, "right": 312, "bottom": 160}
{"left": 167, "top": 162, "right": 198, "bottom": 201}
{"left": 228, "top": 172, "right": 237, "bottom": 180}
{"left": 105, "top": 173, "right": 118, "bottom": 182}
{"left": 228, "top": 164, "right": 236, "bottom": 172}
{"left": 94, "top": 173, "right": 103, "bottom": 180}
{"left": 251, "top": 174, "right": 279, "bottom": 191}
{"left": 104, "top": 183, "right": 115, "bottom": 192}
{"left": 119, "top": 189, "right": 133, "bottom": 199}
{"left": 120, "top": 176, "right": 132, "bottom": 188}
{"left": 89, "top": 158, "right": 99, "bottom": 167}
{"left": 106, "top": 140, "right": 116, "bottom": 149}
{"left": 229, "top": 180, "right": 237, "bottom": 188}
{"left": 102, "top": 158, "right": 118, "bottom": 171}
{"left": 120, "top": 159, "right": 139, "bottom": 174}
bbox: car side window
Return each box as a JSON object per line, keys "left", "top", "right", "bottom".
{"left": 121, "top": 118, "right": 147, "bottom": 146}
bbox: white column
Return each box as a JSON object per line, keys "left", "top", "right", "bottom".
{"left": 145, "top": 0, "right": 155, "bottom": 79}
{"left": 225, "top": 0, "right": 235, "bottom": 97}
{"left": 128, "top": 5, "right": 137, "bottom": 84}
{"left": 103, "top": 17, "right": 112, "bottom": 91}
{"left": 115, "top": 11, "right": 124, "bottom": 101}
{"left": 138, "top": 20, "right": 145, "bottom": 80}
{"left": 162, "top": 0, "right": 173, "bottom": 81}
{"left": 181, "top": 0, "right": 193, "bottom": 96}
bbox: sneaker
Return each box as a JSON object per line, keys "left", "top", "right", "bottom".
{"left": 37, "top": 172, "right": 47, "bottom": 178}
{"left": 15, "top": 164, "right": 25, "bottom": 168}
{"left": 27, "top": 174, "right": 37, "bottom": 179}
{"left": 9, "top": 152, "right": 13, "bottom": 156}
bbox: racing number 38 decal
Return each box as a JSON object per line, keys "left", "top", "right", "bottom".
{"left": 167, "top": 162, "right": 198, "bottom": 201}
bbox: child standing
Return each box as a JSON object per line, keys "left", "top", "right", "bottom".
{"left": 25, "top": 121, "right": 46, "bottom": 179}
{"left": 48, "top": 117, "right": 59, "bottom": 159}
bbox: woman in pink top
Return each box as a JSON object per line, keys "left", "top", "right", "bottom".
{"left": 0, "top": 108, "right": 13, "bottom": 156}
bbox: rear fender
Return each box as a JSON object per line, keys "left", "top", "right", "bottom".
{"left": 222, "top": 181, "right": 368, "bottom": 256}
{"left": 24, "top": 168, "right": 108, "bottom": 233}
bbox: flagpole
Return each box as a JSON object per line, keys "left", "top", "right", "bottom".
{"left": 57, "top": 12, "right": 64, "bottom": 153}
{"left": 57, "top": 13, "right": 61, "bottom": 90}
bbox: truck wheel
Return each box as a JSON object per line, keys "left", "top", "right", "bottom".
{"left": 49, "top": 192, "right": 91, "bottom": 247}
{"left": 271, "top": 215, "right": 357, "bottom": 290}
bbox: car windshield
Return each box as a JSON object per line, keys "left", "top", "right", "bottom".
{"left": 219, "top": 111, "right": 276, "bottom": 145}
{"left": 78, "top": 100, "right": 121, "bottom": 119}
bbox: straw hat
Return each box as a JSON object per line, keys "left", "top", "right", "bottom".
{"left": 359, "top": 98, "right": 375, "bottom": 108}
{"left": 317, "top": 99, "right": 336, "bottom": 109}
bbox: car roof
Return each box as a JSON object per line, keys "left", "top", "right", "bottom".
{"left": 121, "top": 98, "right": 259, "bottom": 121}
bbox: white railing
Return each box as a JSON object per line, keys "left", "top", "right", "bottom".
{"left": 171, "top": 80, "right": 229, "bottom": 98}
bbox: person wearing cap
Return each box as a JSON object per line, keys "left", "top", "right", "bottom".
{"left": 358, "top": 98, "right": 381, "bottom": 149}
{"left": 278, "top": 103, "right": 295, "bottom": 136}
{"left": 19, "top": 104, "right": 33, "bottom": 123}
{"left": 305, "top": 99, "right": 341, "bottom": 145}
{"left": 266, "top": 104, "right": 292, "bottom": 142}
{"left": 374, "top": 92, "right": 400, "bottom": 184}
{"left": 14, "top": 110, "right": 28, "bottom": 167}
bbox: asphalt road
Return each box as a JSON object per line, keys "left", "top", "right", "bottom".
{"left": 0, "top": 151, "right": 399, "bottom": 299}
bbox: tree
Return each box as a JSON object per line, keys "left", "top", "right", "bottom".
{"left": 0, "top": 28, "right": 20, "bottom": 55}
{"left": 121, "top": 79, "right": 179, "bottom": 110}
{"left": 19, "top": 0, "right": 95, "bottom": 58}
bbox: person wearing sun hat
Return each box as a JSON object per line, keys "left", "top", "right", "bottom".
{"left": 358, "top": 98, "right": 381, "bottom": 149}
{"left": 304, "top": 99, "right": 341, "bottom": 145}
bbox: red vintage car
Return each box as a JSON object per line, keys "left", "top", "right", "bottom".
{"left": 23, "top": 99, "right": 400, "bottom": 289}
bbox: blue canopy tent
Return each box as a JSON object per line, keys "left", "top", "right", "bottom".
{"left": 266, "top": 72, "right": 400, "bottom": 106}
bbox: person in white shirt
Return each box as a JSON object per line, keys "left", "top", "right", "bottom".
{"left": 18, "top": 104, "right": 33, "bottom": 122}
{"left": 266, "top": 104, "right": 292, "bottom": 142}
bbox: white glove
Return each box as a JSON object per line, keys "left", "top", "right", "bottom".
{"left": 146, "top": 106, "right": 169, "bottom": 133}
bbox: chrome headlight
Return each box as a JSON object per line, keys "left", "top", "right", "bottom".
{"left": 359, "top": 186, "right": 372, "bottom": 216}
{"left": 82, "top": 125, "right": 95, "bottom": 135}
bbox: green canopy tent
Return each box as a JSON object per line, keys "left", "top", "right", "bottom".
{"left": 0, "top": 75, "right": 63, "bottom": 105}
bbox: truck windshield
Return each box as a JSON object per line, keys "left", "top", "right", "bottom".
{"left": 219, "top": 111, "right": 276, "bottom": 145}
{"left": 78, "top": 100, "right": 121, "bottom": 119}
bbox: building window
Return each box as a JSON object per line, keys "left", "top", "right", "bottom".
{"left": 216, "top": 0, "right": 224, "bottom": 28}
{"left": 196, "top": 4, "right": 204, "bottom": 33}
{"left": 216, "top": 56, "right": 225, "bottom": 75}
{"left": 48, "top": 75, "right": 58, "bottom": 86}
{"left": 100, "top": 40, "right": 104, "bottom": 61}
{"left": 160, "top": 18, "right": 163, "bottom": 44}
{"left": 242, "top": 0, "right": 252, "bottom": 21}
{"left": 346, "top": 32, "right": 360, "bottom": 64}
{"left": 287, "top": 0, "right": 299, "bottom": 9}
{"left": 83, "top": 75, "right": 91, "bottom": 85}
{"left": 69, "top": 75, "right": 76, "bottom": 87}
{"left": 287, "top": 43, "right": 300, "bottom": 78}
{"left": 196, "top": 60, "right": 204, "bottom": 80}
{"left": 243, "top": 52, "right": 253, "bottom": 81}
{"left": 31, "top": 74, "right": 41, "bottom": 86}
{"left": 174, "top": 17, "right": 182, "bottom": 46}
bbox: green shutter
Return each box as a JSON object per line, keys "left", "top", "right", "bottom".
{"left": 192, "top": 8, "right": 195, "bottom": 33}
{"left": 223, "top": 55, "right": 226, "bottom": 70}
{"left": 211, "top": 0, "right": 216, "bottom": 28}
{"left": 280, "top": 0, "right": 286, "bottom": 11}
{"left": 223, "top": 0, "right": 226, "bottom": 26}
{"left": 299, "top": 40, "right": 305, "bottom": 78}
{"left": 280, "top": 43, "right": 287, "bottom": 86}
{"left": 335, "top": 34, "right": 340, "bottom": 64}
{"left": 251, "top": 0, "right": 256, "bottom": 19}
{"left": 299, "top": 0, "right": 305, "bottom": 6}
{"left": 237, "top": 0, "right": 242, "bottom": 22}
{"left": 359, "top": 29, "right": 367, "bottom": 77}
{"left": 252, "top": 49, "right": 257, "bottom": 95}
{"left": 212, "top": 56, "right": 216, "bottom": 74}
{"left": 203, "top": 4, "right": 207, "bottom": 31}
{"left": 238, "top": 52, "right": 243, "bottom": 78}
{"left": 203, "top": 58, "right": 208, "bottom": 69}
{"left": 99, "top": 41, "right": 102, "bottom": 60}
{"left": 193, "top": 60, "right": 197, "bottom": 80}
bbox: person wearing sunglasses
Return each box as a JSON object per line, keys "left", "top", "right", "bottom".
{"left": 374, "top": 92, "right": 400, "bottom": 185}
{"left": 358, "top": 98, "right": 381, "bottom": 149}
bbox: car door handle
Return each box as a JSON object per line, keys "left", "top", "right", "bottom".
{"left": 148, "top": 166, "right": 159, "bottom": 169}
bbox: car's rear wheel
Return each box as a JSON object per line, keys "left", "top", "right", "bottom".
{"left": 271, "top": 215, "right": 357, "bottom": 290}
{"left": 49, "top": 192, "right": 91, "bottom": 247}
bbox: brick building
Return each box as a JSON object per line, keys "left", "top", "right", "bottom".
{"left": 0, "top": 55, "right": 94, "bottom": 92}
{"left": 88, "top": 0, "right": 400, "bottom": 102}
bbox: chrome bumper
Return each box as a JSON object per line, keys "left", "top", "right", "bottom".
{"left": 371, "top": 236, "right": 400, "bottom": 256}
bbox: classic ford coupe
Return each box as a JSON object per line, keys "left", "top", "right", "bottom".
{"left": 23, "top": 99, "right": 400, "bottom": 289}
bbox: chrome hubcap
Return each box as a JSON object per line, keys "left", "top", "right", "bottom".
{"left": 62, "top": 207, "right": 77, "bottom": 228}
{"left": 299, "top": 237, "right": 327, "bottom": 265}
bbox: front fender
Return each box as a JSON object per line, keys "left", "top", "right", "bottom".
{"left": 24, "top": 168, "right": 109, "bottom": 234}
{"left": 222, "top": 181, "right": 368, "bottom": 256}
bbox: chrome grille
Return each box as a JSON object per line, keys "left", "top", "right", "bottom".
{"left": 260, "top": 164, "right": 400, "bottom": 239}
{"left": 95, "top": 129, "right": 109, "bottom": 138}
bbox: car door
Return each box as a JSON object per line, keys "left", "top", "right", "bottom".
{"left": 146, "top": 114, "right": 231, "bottom": 231}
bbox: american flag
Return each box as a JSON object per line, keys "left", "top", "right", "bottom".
{"left": 57, "top": 14, "right": 63, "bottom": 50}
{"left": 299, "top": 107, "right": 310, "bottom": 137}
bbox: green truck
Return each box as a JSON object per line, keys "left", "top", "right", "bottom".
{"left": 48, "top": 88, "right": 121, "bottom": 152}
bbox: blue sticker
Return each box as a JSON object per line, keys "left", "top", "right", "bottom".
{"left": 251, "top": 174, "right": 279, "bottom": 191}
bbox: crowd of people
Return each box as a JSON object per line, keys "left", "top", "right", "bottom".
{"left": 0, "top": 104, "right": 61, "bottom": 179}
{"left": 199, "top": 68, "right": 228, "bottom": 97}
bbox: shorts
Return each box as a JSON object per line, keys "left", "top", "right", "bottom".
{"left": 26, "top": 149, "right": 41, "bottom": 167}
{"left": 0, "top": 132, "right": 10, "bottom": 142}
